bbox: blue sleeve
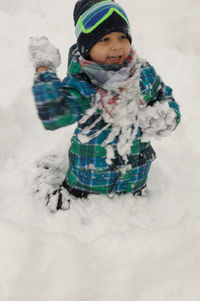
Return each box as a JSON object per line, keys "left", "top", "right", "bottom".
{"left": 140, "top": 62, "right": 181, "bottom": 125}
{"left": 32, "top": 71, "right": 95, "bottom": 130}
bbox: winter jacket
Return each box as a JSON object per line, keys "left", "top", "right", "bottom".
{"left": 32, "top": 44, "right": 180, "bottom": 195}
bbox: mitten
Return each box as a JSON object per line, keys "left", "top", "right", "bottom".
{"left": 138, "top": 101, "right": 177, "bottom": 140}
{"left": 28, "top": 36, "right": 61, "bottom": 72}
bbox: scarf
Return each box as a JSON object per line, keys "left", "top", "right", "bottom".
{"left": 78, "top": 48, "right": 142, "bottom": 164}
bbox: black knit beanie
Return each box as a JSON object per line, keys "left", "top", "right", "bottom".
{"left": 73, "top": 0, "right": 132, "bottom": 58}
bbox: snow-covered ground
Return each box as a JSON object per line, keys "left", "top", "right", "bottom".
{"left": 0, "top": 0, "right": 200, "bottom": 300}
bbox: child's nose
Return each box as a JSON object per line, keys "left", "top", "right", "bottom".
{"left": 111, "top": 40, "right": 122, "bottom": 50}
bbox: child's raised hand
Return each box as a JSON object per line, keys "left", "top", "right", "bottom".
{"left": 28, "top": 36, "right": 61, "bottom": 72}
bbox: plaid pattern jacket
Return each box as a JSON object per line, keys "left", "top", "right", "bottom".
{"left": 32, "top": 45, "right": 180, "bottom": 194}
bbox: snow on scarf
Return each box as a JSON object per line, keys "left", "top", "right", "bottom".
{"left": 78, "top": 48, "right": 142, "bottom": 164}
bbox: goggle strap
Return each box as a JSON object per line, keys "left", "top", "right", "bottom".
{"left": 78, "top": 8, "right": 130, "bottom": 35}
{"left": 75, "top": 2, "right": 130, "bottom": 38}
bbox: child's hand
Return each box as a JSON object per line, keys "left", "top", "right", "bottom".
{"left": 138, "top": 101, "right": 177, "bottom": 139}
{"left": 36, "top": 66, "right": 48, "bottom": 73}
{"left": 28, "top": 36, "right": 61, "bottom": 72}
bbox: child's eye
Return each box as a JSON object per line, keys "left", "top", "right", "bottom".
{"left": 100, "top": 37, "right": 109, "bottom": 42}
{"left": 120, "top": 35, "right": 127, "bottom": 40}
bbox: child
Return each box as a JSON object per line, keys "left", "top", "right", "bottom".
{"left": 28, "top": 0, "right": 181, "bottom": 212}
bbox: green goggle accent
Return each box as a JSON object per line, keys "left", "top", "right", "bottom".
{"left": 75, "top": 1, "right": 130, "bottom": 39}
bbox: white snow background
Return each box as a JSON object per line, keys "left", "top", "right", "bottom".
{"left": 0, "top": 0, "right": 200, "bottom": 300}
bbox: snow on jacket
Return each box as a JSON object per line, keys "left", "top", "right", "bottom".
{"left": 32, "top": 44, "right": 181, "bottom": 194}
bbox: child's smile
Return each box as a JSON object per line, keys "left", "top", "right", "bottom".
{"left": 89, "top": 32, "right": 131, "bottom": 65}
{"left": 107, "top": 55, "right": 123, "bottom": 64}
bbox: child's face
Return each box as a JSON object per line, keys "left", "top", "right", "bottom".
{"left": 89, "top": 32, "right": 131, "bottom": 65}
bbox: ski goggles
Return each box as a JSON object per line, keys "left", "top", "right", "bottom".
{"left": 75, "top": 1, "right": 130, "bottom": 39}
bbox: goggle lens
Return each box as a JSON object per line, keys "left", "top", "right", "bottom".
{"left": 76, "top": 1, "right": 130, "bottom": 38}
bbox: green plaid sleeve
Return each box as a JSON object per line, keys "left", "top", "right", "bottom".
{"left": 32, "top": 71, "right": 95, "bottom": 130}
{"left": 140, "top": 61, "right": 181, "bottom": 126}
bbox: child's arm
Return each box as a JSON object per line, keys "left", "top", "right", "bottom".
{"left": 32, "top": 71, "right": 94, "bottom": 130}
{"left": 138, "top": 62, "right": 181, "bottom": 139}
{"left": 28, "top": 37, "right": 94, "bottom": 130}
{"left": 37, "top": 67, "right": 48, "bottom": 72}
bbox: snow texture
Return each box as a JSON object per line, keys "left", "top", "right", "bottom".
{"left": 0, "top": 0, "right": 200, "bottom": 300}
{"left": 138, "top": 101, "right": 177, "bottom": 141}
{"left": 28, "top": 36, "right": 61, "bottom": 71}
{"left": 78, "top": 51, "right": 141, "bottom": 163}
